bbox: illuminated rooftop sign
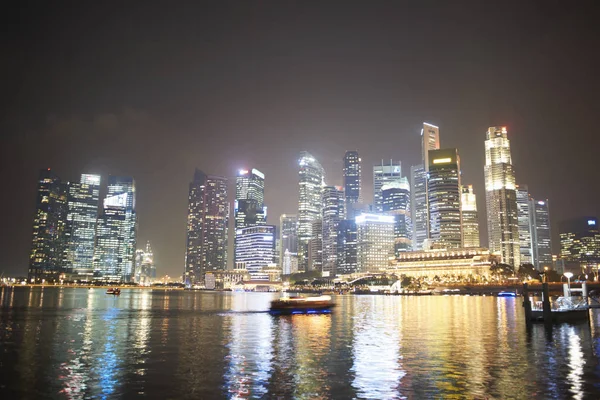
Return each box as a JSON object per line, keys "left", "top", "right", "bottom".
{"left": 433, "top": 158, "right": 452, "bottom": 164}
{"left": 251, "top": 169, "right": 265, "bottom": 179}
{"left": 238, "top": 169, "right": 249, "bottom": 175}
{"left": 588, "top": 219, "right": 597, "bottom": 226}
{"left": 355, "top": 213, "right": 395, "bottom": 224}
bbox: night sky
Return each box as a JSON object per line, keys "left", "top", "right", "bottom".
{"left": 2, "top": 1, "right": 599, "bottom": 278}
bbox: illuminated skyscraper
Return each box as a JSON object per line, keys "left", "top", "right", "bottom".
{"left": 460, "top": 185, "right": 480, "bottom": 248}
{"left": 298, "top": 151, "right": 324, "bottom": 271}
{"left": 184, "top": 169, "right": 228, "bottom": 285}
{"left": 93, "top": 176, "right": 137, "bottom": 282}
{"left": 421, "top": 122, "right": 440, "bottom": 169}
{"left": 428, "top": 148, "right": 462, "bottom": 249}
{"left": 484, "top": 126, "right": 520, "bottom": 267}
{"left": 337, "top": 219, "right": 358, "bottom": 274}
{"left": 381, "top": 179, "right": 412, "bottom": 255}
{"left": 530, "top": 198, "right": 552, "bottom": 270}
{"left": 65, "top": 174, "right": 101, "bottom": 280}
{"left": 322, "top": 186, "right": 345, "bottom": 277}
{"left": 559, "top": 217, "right": 600, "bottom": 269}
{"left": 516, "top": 184, "right": 533, "bottom": 264}
{"left": 373, "top": 160, "right": 402, "bottom": 213}
{"left": 343, "top": 151, "right": 361, "bottom": 204}
{"left": 279, "top": 214, "right": 298, "bottom": 270}
{"left": 28, "top": 169, "right": 68, "bottom": 282}
{"left": 356, "top": 214, "right": 395, "bottom": 272}
{"left": 135, "top": 241, "right": 156, "bottom": 285}
{"left": 308, "top": 219, "right": 323, "bottom": 272}
{"left": 235, "top": 225, "right": 275, "bottom": 280}
{"left": 234, "top": 169, "right": 266, "bottom": 262}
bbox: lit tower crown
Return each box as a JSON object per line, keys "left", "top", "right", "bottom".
{"left": 484, "top": 126, "right": 520, "bottom": 267}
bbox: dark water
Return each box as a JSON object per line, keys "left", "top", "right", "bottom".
{"left": 1, "top": 287, "right": 600, "bottom": 399}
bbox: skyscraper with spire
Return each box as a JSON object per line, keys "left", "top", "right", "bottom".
{"left": 484, "top": 126, "right": 520, "bottom": 267}
{"left": 297, "top": 151, "right": 324, "bottom": 272}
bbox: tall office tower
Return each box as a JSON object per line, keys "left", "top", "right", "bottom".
{"left": 134, "top": 241, "right": 155, "bottom": 285}
{"left": 381, "top": 179, "right": 412, "bottom": 255}
{"left": 410, "top": 165, "right": 428, "bottom": 250}
{"left": 337, "top": 219, "right": 358, "bottom": 275}
{"left": 343, "top": 151, "right": 361, "bottom": 204}
{"left": 279, "top": 214, "right": 298, "bottom": 267}
{"left": 64, "top": 174, "right": 101, "bottom": 280}
{"left": 308, "top": 219, "right": 323, "bottom": 272}
{"left": 560, "top": 217, "right": 600, "bottom": 267}
{"left": 234, "top": 169, "right": 266, "bottom": 262}
{"left": 282, "top": 249, "right": 299, "bottom": 275}
{"left": 92, "top": 176, "right": 137, "bottom": 282}
{"left": 516, "top": 184, "right": 533, "bottom": 264}
{"left": 373, "top": 160, "right": 402, "bottom": 213}
{"left": 484, "top": 126, "right": 520, "bottom": 267}
{"left": 427, "top": 149, "right": 462, "bottom": 249}
{"left": 28, "top": 169, "right": 68, "bottom": 282}
{"left": 298, "top": 151, "right": 325, "bottom": 271}
{"left": 235, "top": 225, "right": 275, "bottom": 280}
{"left": 184, "top": 169, "right": 229, "bottom": 286}
{"left": 460, "top": 185, "right": 480, "bottom": 248}
{"left": 421, "top": 122, "right": 441, "bottom": 168}
{"left": 530, "top": 198, "right": 552, "bottom": 270}
{"left": 356, "top": 214, "right": 395, "bottom": 272}
{"left": 322, "top": 186, "right": 345, "bottom": 277}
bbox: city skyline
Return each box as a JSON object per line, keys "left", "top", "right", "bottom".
{"left": 2, "top": 2, "right": 599, "bottom": 278}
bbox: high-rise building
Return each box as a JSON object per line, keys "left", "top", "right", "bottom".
{"left": 28, "top": 169, "right": 68, "bottom": 282}
{"left": 428, "top": 148, "right": 462, "bottom": 249}
{"left": 184, "top": 169, "right": 228, "bottom": 286}
{"left": 373, "top": 160, "right": 402, "bottom": 213}
{"left": 64, "top": 174, "right": 101, "bottom": 280}
{"left": 235, "top": 169, "right": 266, "bottom": 262}
{"left": 559, "top": 217, "right": 600, "bottom": 269}
{"left": 381, "top": 179, "right": 412, "bottom": 255}
{"left": 134, "top": 241, "right": 156, "bottom": 285}
{"left": 484, "top": 126, "right": 520, "bottom": 267}
{"left": 421, "top": 122, "right": 440, "bottom": 168}
{"left": 235, "top": 225, "right": 275, "bottom": 280}
{"left": 308, "top": 219, "right": 323, "bottom": 272}
{"left": 322, "top": 186, "right": 345, "bottom": 277}
{"left": 410, "top": 164, "right": 428, "bottom": 250}
{"left": 530, "top": 198, "right": 552, "bottom": 270}
{"left": 516, "top": 184, "right": 533, "bottom": 264}
{"left": 298, "top": 151, "right": 325, "bottom": 271}
{"left": 460, "top": 185, "right": 480, "bottom": 248}
{"left": 279, "top": 214, "right": 298, "bottom": 268}
{"left": 337, "top": 219, "right": 358, "bottom": 275}
{"left": 343, "top": 151, "right": 361, "bottom": 205}
{"left": 93, "top": 176, "right": 137, "bottom": 282}
{"left": 282, "top": 249, "right": 299, "bottom": 275}
{"left": 356, "top": 214, "right": 395, "bottom": 272}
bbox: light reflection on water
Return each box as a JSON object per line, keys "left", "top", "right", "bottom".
{"left": 1, "top": 287, "right": 600, "bottom": 399}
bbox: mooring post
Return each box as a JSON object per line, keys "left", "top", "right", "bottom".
{"left": 582, "top": 282, "right": 588, "bottom": 305}
{"left": 542, "top": 282, "right": 552, "bottom": 324}
{"left": 523, "top": 283, "right": 532, "bottom": 326}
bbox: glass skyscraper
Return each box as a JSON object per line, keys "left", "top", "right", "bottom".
{"left": 373, "top": 160, "right": 402, "bottom": 213}
{"left": 530, "top": 198, "right": 552, "bottom": 270}
{"left": 279, "top": 214, "right": 298, "bottom": 269}
{"left": 356, "top": 214, "right": 395, "bottom": 273}
{"left": 484, "top": 126, "right": 520, "bottom": 267}
{"left": 559, "top": 217, "right": 600, "bottom": 269}
{"left": 343, "top": 151, "right": 361, "bottom": 204}
{"left": 235, "top": 169, "right": 266, "bottom": 263}
{"left": 297, "top": 151, "right": 324, "bottom": 272}
{"left": 427, "top": 148, "right": 462, "bottom": 249}
{"left": 322, "top": 186, "right": 345, "bottom": 277}
{"left": 65, "top": 174, "right": 101, "bottom": 280}
{"left": 381, "top": 179, "right": 412, "bottom": 255}
{"left": 337, "top": 219, "right": 358, "bottom": 275}
{"left": 184, "top": 169, "right": 228, "bottom": 286}
{"left": 235, "top": 225, "right": 275, "bottom": 280}
{"left": 28, "top": 168, "right": 68, "bottom": 282}
{"left": 460, "top": 185, "right": 480, "bottom": 248}
{"left": 516, "top": 184, "right": 533, "bottom": 264}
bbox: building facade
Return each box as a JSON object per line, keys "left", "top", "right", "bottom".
{"left": 234, "top": 169, "right": 266, "bottom": 263}
{"left": 343, "top": 151, "right": 361, "bottom": 205}
{"left": 530, "top": 198, "right": 552, "bottom": 270}
{"left": 460, "top": 185, "right": 480, "bottom": 248}
{"left": 516, "top": 184, "right": 533, "bottom": 264}
{"left": 484, "top": 126, "right": 520, "bottom": 267}
{"left": 373, "top": 160, "right": 402, "bottom": 213}
{"left": 279, "top": 214, "right": 298, "bottom": 269}
{"left": 298, "top": 151, "right": 325, "bottom": 271}
{"left": 322, "top": 186, "right": 345, "bottom": 277}
{"left": 184, "top": 169, "right": 228, "bottom": 286}
{"left": 28, "top": 169, "right": 68, "bottom": 282}
{"left": 410, "top": 164, "right": 428, "bottom": 250}
{"left": 134, "top": 241, "right": 156, "bottom": 285}
{"left": 235, "top": 225, "right": 275, "bottom": 280}
{"left": 356, "top": 214, "right": 395, "bottom": 272}
{"left": 381, "top": 180, "right": 412, "bottom": 255}
{"left": 337, "top": 219, "right": 358, "bottom": 275}
{"left": 559, "top": 217, "right": 600, "bottom": 271}
{"left": 308, "top": 219, "right": 323, "bottom": 272}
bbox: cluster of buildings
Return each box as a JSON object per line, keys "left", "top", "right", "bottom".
{"left": 28, "top": 169, "right": 155, "bottom": 283}
{"left": 182, "top": 123, "right": 599, "bottom": 287}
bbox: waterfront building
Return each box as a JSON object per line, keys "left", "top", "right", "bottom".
{"left": 282, "top": 249, "right": 299, "bottom": 275}
{"left": 134, "top": 241, "right": 156, "bottom": 285}
{"left": 484, "top": 126, "right": 520, "bottom": 267}
{"left": 343, "top": 151, "right": 361, "bottom": 205}
{"left": 530, "top": 198, "right": 552, "bottom": 270}
{"left": 279, "top": 214, "right": 298, "bottom": 268}
{"left": 428, "top": 148, "right": 462, "bottom": 249}
{"left": 308, "top": 219, "right": 323, "bottom": 272}
{"left": 516, "top": 184, "right": 533, "bottom": 264}
{"left": 559, "top": 217, "right": 599, "bottom": 272}
{"left": 64, "top": 174, "right": 101, "bottom": 281}
{"left": 235, "top": 225, "right": 275, "bottom": 280}
{"left": 460, "top": 185, "right": 480, "bottom": 248}
{"left": 234, "top": 169, "right": 266, "bottom": 263}
{"left": 410, "top": 164, "right": 428, "bottom": 250}
{"left": 373, "top": 160, "right": 402, "bottom": 213}
{"left": 337, "top": 219, "right": 358, "bottom": 275}
{"left": 387, "top": 248, "right": 499, "bottom": 279}
{"left": 298, "top": 151, "right": 325, "bottom": 271}
{"left": 356, "top": 214, "right": 395, "bottom": 272}
{"left": 322, "top": 186, "right": 345, "bottom": 277}
{"left": 184, "top": 169, "right": 228, "bottom": 285}
{"left": 93, "top": 176, "right": 137, "bottom": 282}
{"left": 204, "top": 269, "right": 250, "bottom": 290}
{"left": 381, "top": 180, "right": 412, "bottom": 255}
{"left": 28, "top": 168, "right": 68, "bottom": 282}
